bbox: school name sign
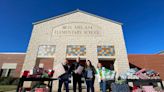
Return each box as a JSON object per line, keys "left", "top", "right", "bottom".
{"left": 52, "top": 22, "right": 102, "bottom": 36}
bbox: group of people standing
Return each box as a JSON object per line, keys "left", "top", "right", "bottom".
{"left": 58, "top": 57, "right": 108, "bottom": 92}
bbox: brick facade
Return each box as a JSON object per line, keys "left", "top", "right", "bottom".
{"left": 0, "top": 53, "right": 25, "bottom": 78}
{"left": 128, "top": 54, "right": 164, "bottom": 80}
{"left": 0, "top": 53, "right": 163, "bottom": 80}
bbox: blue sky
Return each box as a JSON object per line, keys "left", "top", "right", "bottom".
{"left": 0, "top": 0, "right": 164, "bottom": 54}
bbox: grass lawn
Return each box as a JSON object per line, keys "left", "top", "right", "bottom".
{"left": 0, "top": 85, "right": 17, "bottom": 92}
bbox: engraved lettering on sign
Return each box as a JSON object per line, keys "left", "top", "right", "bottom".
{"left": 52, "top": 22, "right": 102, "bottom": 36}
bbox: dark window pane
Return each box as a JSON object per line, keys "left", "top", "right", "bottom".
{"left": 0, "top": 69, "right": 3, "bottom": 77}
{"left": 8, "top": 69, "right": 15, "bottom": 77}
{"left": 1, "top": 69, "right": 8, "bottom": 77}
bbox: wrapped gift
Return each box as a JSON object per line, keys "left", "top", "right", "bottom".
{"left": 132, "top": 86, "right": 143, "bottom": 92}
{"left": 154, "top": 87, "right": 164, "bottom": 92}
{"left": 48, "top": 70, "right": 54, "bottom": 77}
{"left": 75, "top": 65, "right": 84, "bottom": 75}
{"left": 127, "top": 68, "right": 138, "bottom": 76}
{"left": 146, "top": 70, "right": 157, "bottom": 76}
{"left": 119, "top": 72, "right": 128, "bottom": 79}
{"left": 135, "top": 68, "right": 146, "bottom": 75}
{"left": 54, "top": 63, "right": 65, "bottom": 78}
{"left": 33, "top": 67, "right": 44, "bottom": 75}
{"left": 41, "top": 72, "right": 49, "bottom": 78}
{"left": 142, "top": 86, "right": 157, "bottom": 92}
{"left": 22, "top": 70, "right": 30, "bottom": 77}
{"left": 35, "top": 88, "right": 49, "bottom": 92}
{"left": 132, "top": 88, "right": 142, "bottom": 92}
{"left": 106, "top": 71, "right": 116, "bottom": 80}
{"left": 136, "top": 73, "right": 149, "bottom": 79}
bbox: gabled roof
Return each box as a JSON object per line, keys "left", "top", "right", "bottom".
{"left": 33, "top": 9, "right": 122, "bottom": 25}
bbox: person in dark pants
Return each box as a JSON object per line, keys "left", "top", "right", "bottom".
{"left": 70, "top": 56, "right": 83, "bottom": 92}
{"left": 58, "top": 59, "right": 71, "bottom": 92}
{"left": 84, "top": 60, "right": 96, "bottom": 92}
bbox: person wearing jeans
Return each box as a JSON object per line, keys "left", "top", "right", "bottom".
{"left": 84, "top": 60, "right": 96, "bottom": 92}
{"left": 96, "top": 63, "right": 107, "bottom": 92}
{"left": 99, "top": 80, "right": 106, "bottom": 92}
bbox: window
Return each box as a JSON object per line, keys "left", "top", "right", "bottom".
{"left": 66, "top": 45, "right": 86, "bottom": 56}
{"left": 0, "top": 69, "right": 3, "bottom": 77}
{"left": 0, "top": 69, "right": 8, "bottom": 77}
{"left": 8, "top": 69, "right": 15, "bottom": 77}
{"left": 37, "top": 45, "right": 56, "bottom": 57}
{"left": 0, "top": 69, "right": 15, "bottom": 77}
{"left": 97, "top": 45, "right": 115, "bottom": 56}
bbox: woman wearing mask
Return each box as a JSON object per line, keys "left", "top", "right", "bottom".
{"left": 84, "top": 60, "right": 96, "bottom": 92}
